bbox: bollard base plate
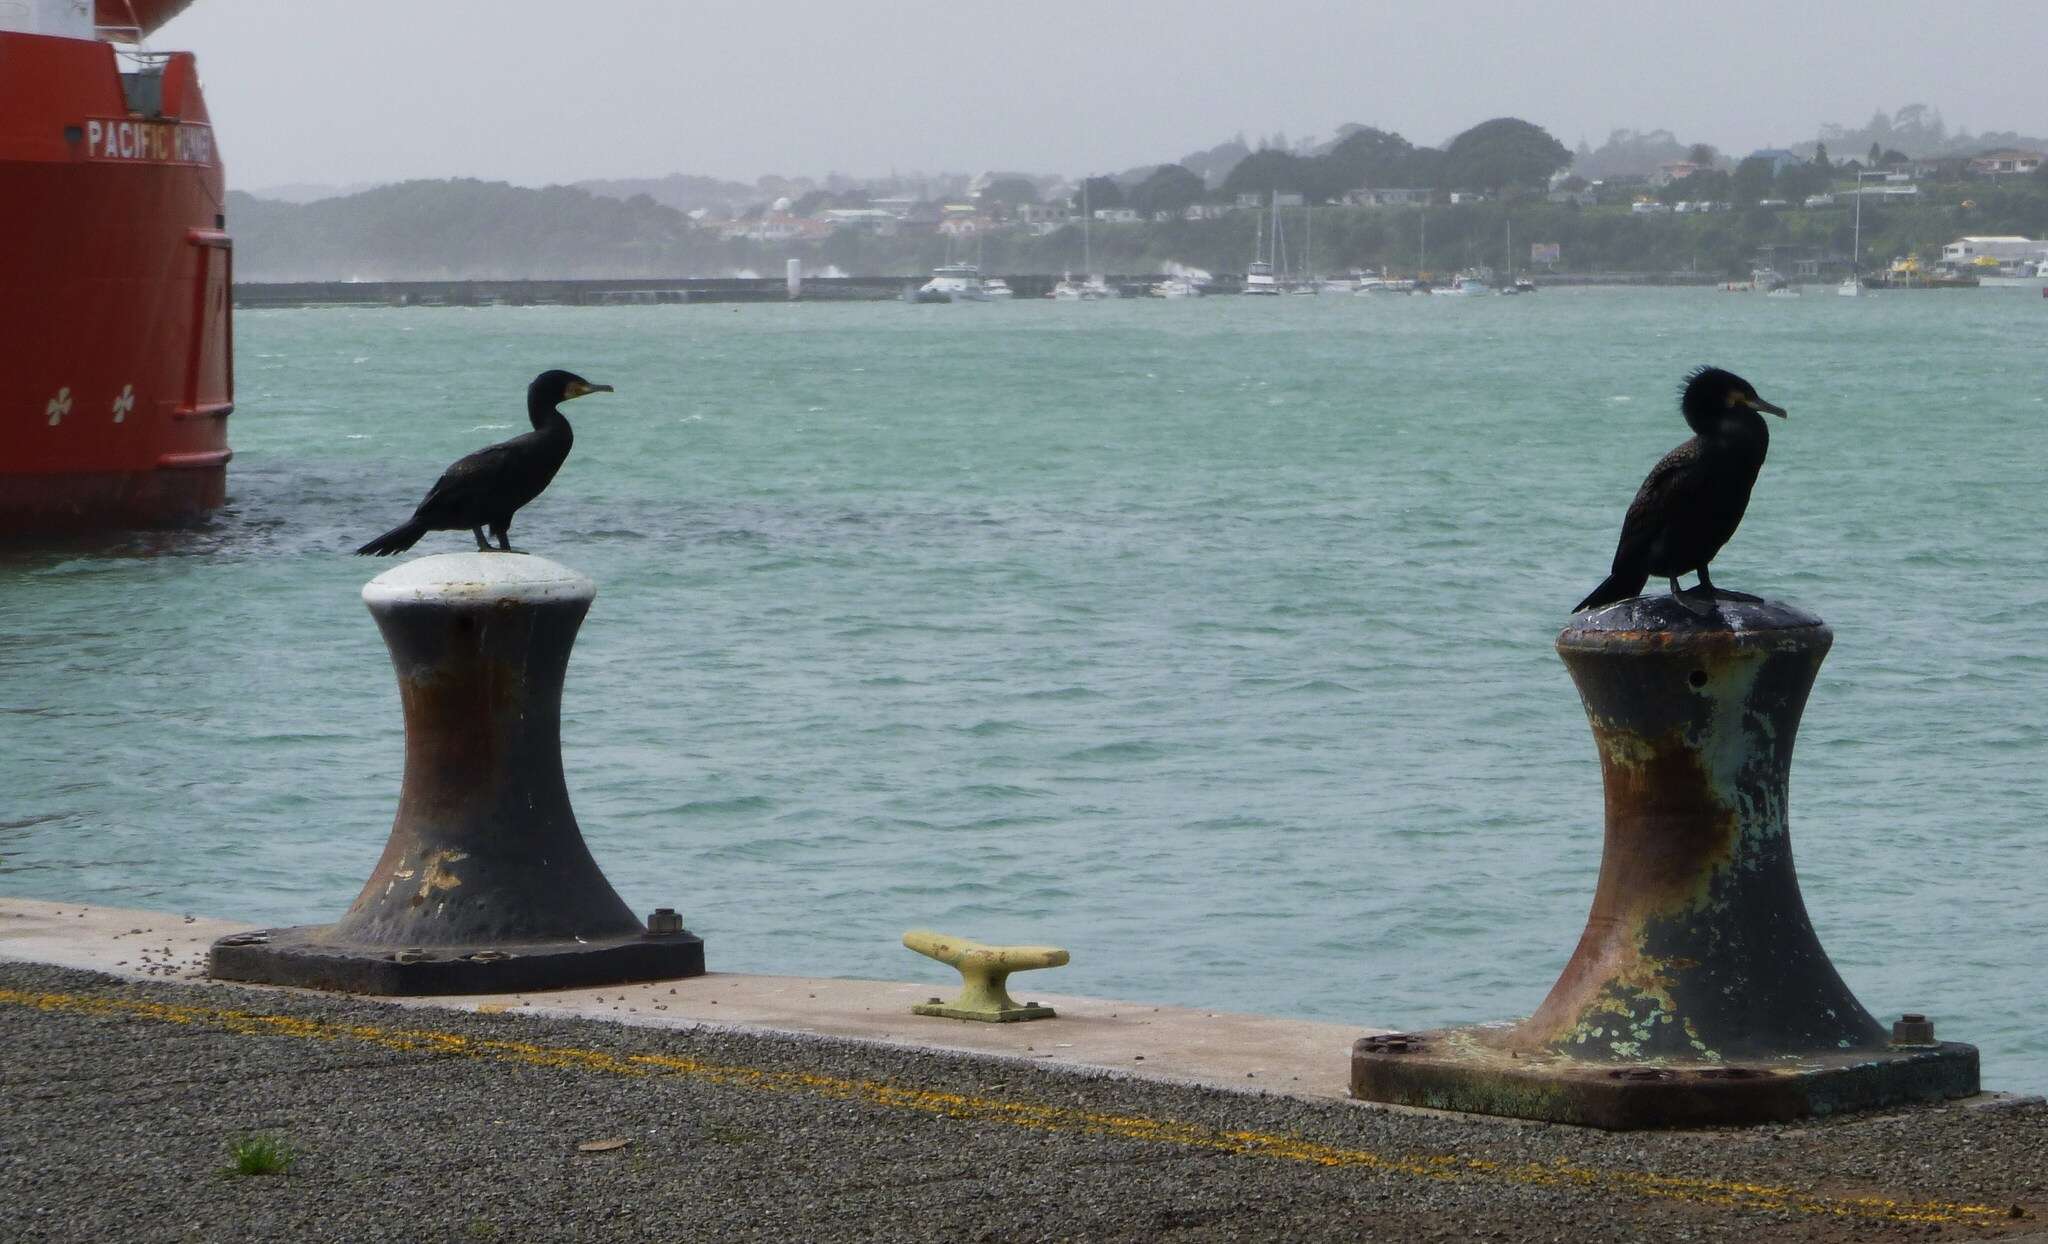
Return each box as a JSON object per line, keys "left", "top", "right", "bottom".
{"left": 1350, "top": 1025, "right": 1979, "bottom": 1130}
{"left": 911, "top": 1001, "right": 1057, "bottom": 1023}
{"left": 207, "top": 925, "right": 705, "bottom": 996}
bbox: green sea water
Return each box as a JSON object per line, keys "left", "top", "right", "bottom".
{"left": 4, "top": 288, "right": 2045, "bottom": 1089}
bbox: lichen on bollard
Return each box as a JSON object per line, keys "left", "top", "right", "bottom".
{"left": 208, "top": 553, "right": 703, "bottom": 996}
{"left": 1349, "top": 596, "right": 1978, "bottom": 1129}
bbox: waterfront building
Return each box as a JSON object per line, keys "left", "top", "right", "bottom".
{"left": 1940, "top": 236, "right": 2046, "bottom": 268}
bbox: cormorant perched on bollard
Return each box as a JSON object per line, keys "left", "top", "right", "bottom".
{"left": 1573, "top": 366, "right": 1787, "bottom": 613}
{"left": 356, "top": 370, "right": 612, "bottom": 556}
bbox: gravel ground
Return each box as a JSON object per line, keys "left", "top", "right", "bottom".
{"left": 0, "top": 962, "right": 2042, "bottom": 1243}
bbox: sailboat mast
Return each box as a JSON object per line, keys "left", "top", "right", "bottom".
{"left": 1851, "top": 180, "right": 1861, "bottom": 275}
{"left": 1081, "top": 179, "right": 1092, "bottom": 275}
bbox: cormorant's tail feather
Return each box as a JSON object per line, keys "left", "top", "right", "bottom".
{"left": 1574, "top": 570, "right": 1648, "bottom": 614}
{"left": 355, "top": 519, "right": 428, "bottom": 557}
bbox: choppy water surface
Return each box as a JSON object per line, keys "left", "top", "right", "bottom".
{"left": 5, "top": 289, "right": 2045, "bottom": 1089}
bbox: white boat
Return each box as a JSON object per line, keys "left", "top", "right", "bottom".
{"left": 1432, "top": 272, "right": 1491, "bottom": 296}
{"left": 1050, "top": 272, "right": 1117, "bottom": 300}
{"left": 1353, "top": 272, "right": 1415, "bottom": 294}
{"left": 1243, "top": 193, "right": 1286, "bottom": 294}
{"left": 917, "top": 263, "right": 988, "bottom": 302}
{"left": 1149, "top": 275, "right": 1202, "bottom": 298}
{"left": 1242, "top": 260, "right": 1281, "bottom": 294}
{"left": 1752, "top": 266, "right": 1801, "bottom": 297}
{"left": 1049, "top": 179, "right": 1119, "bottom": 300}
{"left": 981, "top": 277, "right": 1016, "bottom": 300}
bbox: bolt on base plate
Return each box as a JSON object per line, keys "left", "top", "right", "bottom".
{"left": 1350, "top": 1025, "right": 1980, "bottom": 1130}
{"left": 209, "top": 924, "right": 705, "bottom": 996}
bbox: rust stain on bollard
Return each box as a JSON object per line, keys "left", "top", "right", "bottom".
{"left": 1350, "top": 596, "right": 1978, "bottom": 1128}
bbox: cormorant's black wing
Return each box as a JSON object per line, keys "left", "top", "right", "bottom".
{"left": 411, "top": 438, "right": 525, "bottom": 524}
{"left": 1609, "top": 437, "right": 1703, "bottom": 571}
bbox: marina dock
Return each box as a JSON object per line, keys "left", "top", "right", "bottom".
{"left": 3, "top": 899, "right": 2044, "bottom": 1242}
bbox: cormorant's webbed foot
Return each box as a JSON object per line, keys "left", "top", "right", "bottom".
{"left": 1690, "top": 568, "right": 1762, "bottom": 604}
{"left": 1668, "top": 577, "right": 1718, "bottom": 617}
{"left": 472, "top": 526, "right": 492, "bottom": 552}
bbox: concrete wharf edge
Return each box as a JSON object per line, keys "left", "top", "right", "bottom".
{"left": 0, "top": 898, "right": 1382, "bottom": 1105}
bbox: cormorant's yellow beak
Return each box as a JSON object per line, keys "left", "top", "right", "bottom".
{"left": 1744, "top": 395, "right": 1787, "bottom": 418}
{"left": 564, "top": 380, "right": 614, "bottom": 400}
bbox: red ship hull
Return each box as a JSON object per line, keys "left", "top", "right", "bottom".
{"left": 0, "top": 28, "right": 232, "bottom": 532}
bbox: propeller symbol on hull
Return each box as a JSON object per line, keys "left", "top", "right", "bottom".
{"left": 111, "top": 384, "right": 135, "bottom": 423}
{"left": 45, "top": 387, "right": 72, "bottom": 426}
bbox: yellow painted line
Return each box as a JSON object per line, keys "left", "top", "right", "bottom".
{"left": 0, "top": 987, "right": 2013, "bottom": 1227}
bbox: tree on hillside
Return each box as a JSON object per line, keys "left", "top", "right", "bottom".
{"left": 1442, "top": 118, "right": 1572, "bottom": 193}
{"left": 1733, "top": 156, "right": 1776, "bottom": 203}
{"left": 979, "top": 176, "right": 1039, "bottom": 206}
{"left": 1220, "top": 148, "right": 1313, "bottom": 199}
{"left": 1687, "top": 143, "right": 1720, "bottom": 167}
{"left": 1129, "top": 164, "right": 1206, "bottom": 217}
{"left": 1812, "top": 143, "right": 1830, "bottom": 170}
{"left": 1659, "top": 169, "right": 1732, "bottom": 204}
{"left": 1573, "top": 128, "right": 1689, "bottom": 179}
{"left": 1075, "top": 175, "right": 1124, "bottom": 211}
{"left": 1320, "top": 126, "right": 1417, "bottom": 192}
{"left": 1178, "top": 135, "right": 1252, "bottom": 188}
{"left": 1775, "top": 160, "right": 1830, "bottom": 200}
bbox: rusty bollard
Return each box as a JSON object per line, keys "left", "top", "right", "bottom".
{"left": 209, "top": 553, "right": 704, "bottom": 994}
{"left": 1350, "top": 596, "right": 1977, "bottom": 1128}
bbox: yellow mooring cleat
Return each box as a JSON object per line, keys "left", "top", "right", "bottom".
{"left": 902, "top": 929, "right": 1069, "bottom": 1022}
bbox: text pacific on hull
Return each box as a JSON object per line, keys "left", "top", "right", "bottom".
{"left": 1, "top": 0, "right": 232, "bottom": 531}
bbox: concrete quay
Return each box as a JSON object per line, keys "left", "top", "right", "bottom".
{"left": 3, "top": 900, "right": 2045, "bottom": 1242}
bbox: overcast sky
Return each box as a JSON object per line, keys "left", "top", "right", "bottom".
{"left": 157, "top": 0, "right": 2046, "bottom": 192}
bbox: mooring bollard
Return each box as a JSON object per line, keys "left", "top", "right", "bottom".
{"left": 904, "top": 929, "right": 1068, "bottom": 1022}
{"left": 1350, "top": 596, "right": 1978, "bottom": 1128}
{"left": 208, "top": 553, "right": 703, "bottom": 995}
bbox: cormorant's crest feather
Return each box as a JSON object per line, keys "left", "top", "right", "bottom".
{"left": 1681, "top": 364, "right": 1738, "bottom": 397}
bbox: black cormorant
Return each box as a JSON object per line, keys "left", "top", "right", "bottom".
{"left": 355, "top": 370, "right": 612, "bottom": 556}
{"left": 1573, "top": 366, "right": 1787, "bottom": 613}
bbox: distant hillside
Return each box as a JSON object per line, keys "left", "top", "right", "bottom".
{"left": 237, "top": 180, "right": 385, "bottom": 204}
{"left": 227, "top": 180, "right": 708, "bottom": 281}
{"left": 573, "top": 172, "right": 761, "bottom": 214}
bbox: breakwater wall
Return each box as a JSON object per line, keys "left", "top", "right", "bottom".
{"left": 232, "top": 272, "right": 1729, "bottom": 308}
{"left": 232, "top": 274, "right": 1198, "bottom": 308}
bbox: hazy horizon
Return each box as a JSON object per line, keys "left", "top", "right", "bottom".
{"left": 159, "top": 0, "right": 2047, "bottom": 191}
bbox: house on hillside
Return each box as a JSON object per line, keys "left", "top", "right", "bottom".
{"left": 1013, "top": 203, "right": 1065, "bottom": 226}
{"left": 1650, "top": 161, "right": 1705, "bottom": 187}
{"left": 820, "top": 208, "right": 898, "bottom": 236}
{"left": 1967, "top": 150, "right": 2043, "bottom": 176}
{"left": 1746, "top": 149, "right": 1802, "bottom": 176}
{"left": 938, "top": 210, "right": 994, "bottom": 238}
{"left": 896, "top": 202, "right": 945, "bottom": 236}
{"left": 1342, "top": 187, "right": 1432, "bottom": 207}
